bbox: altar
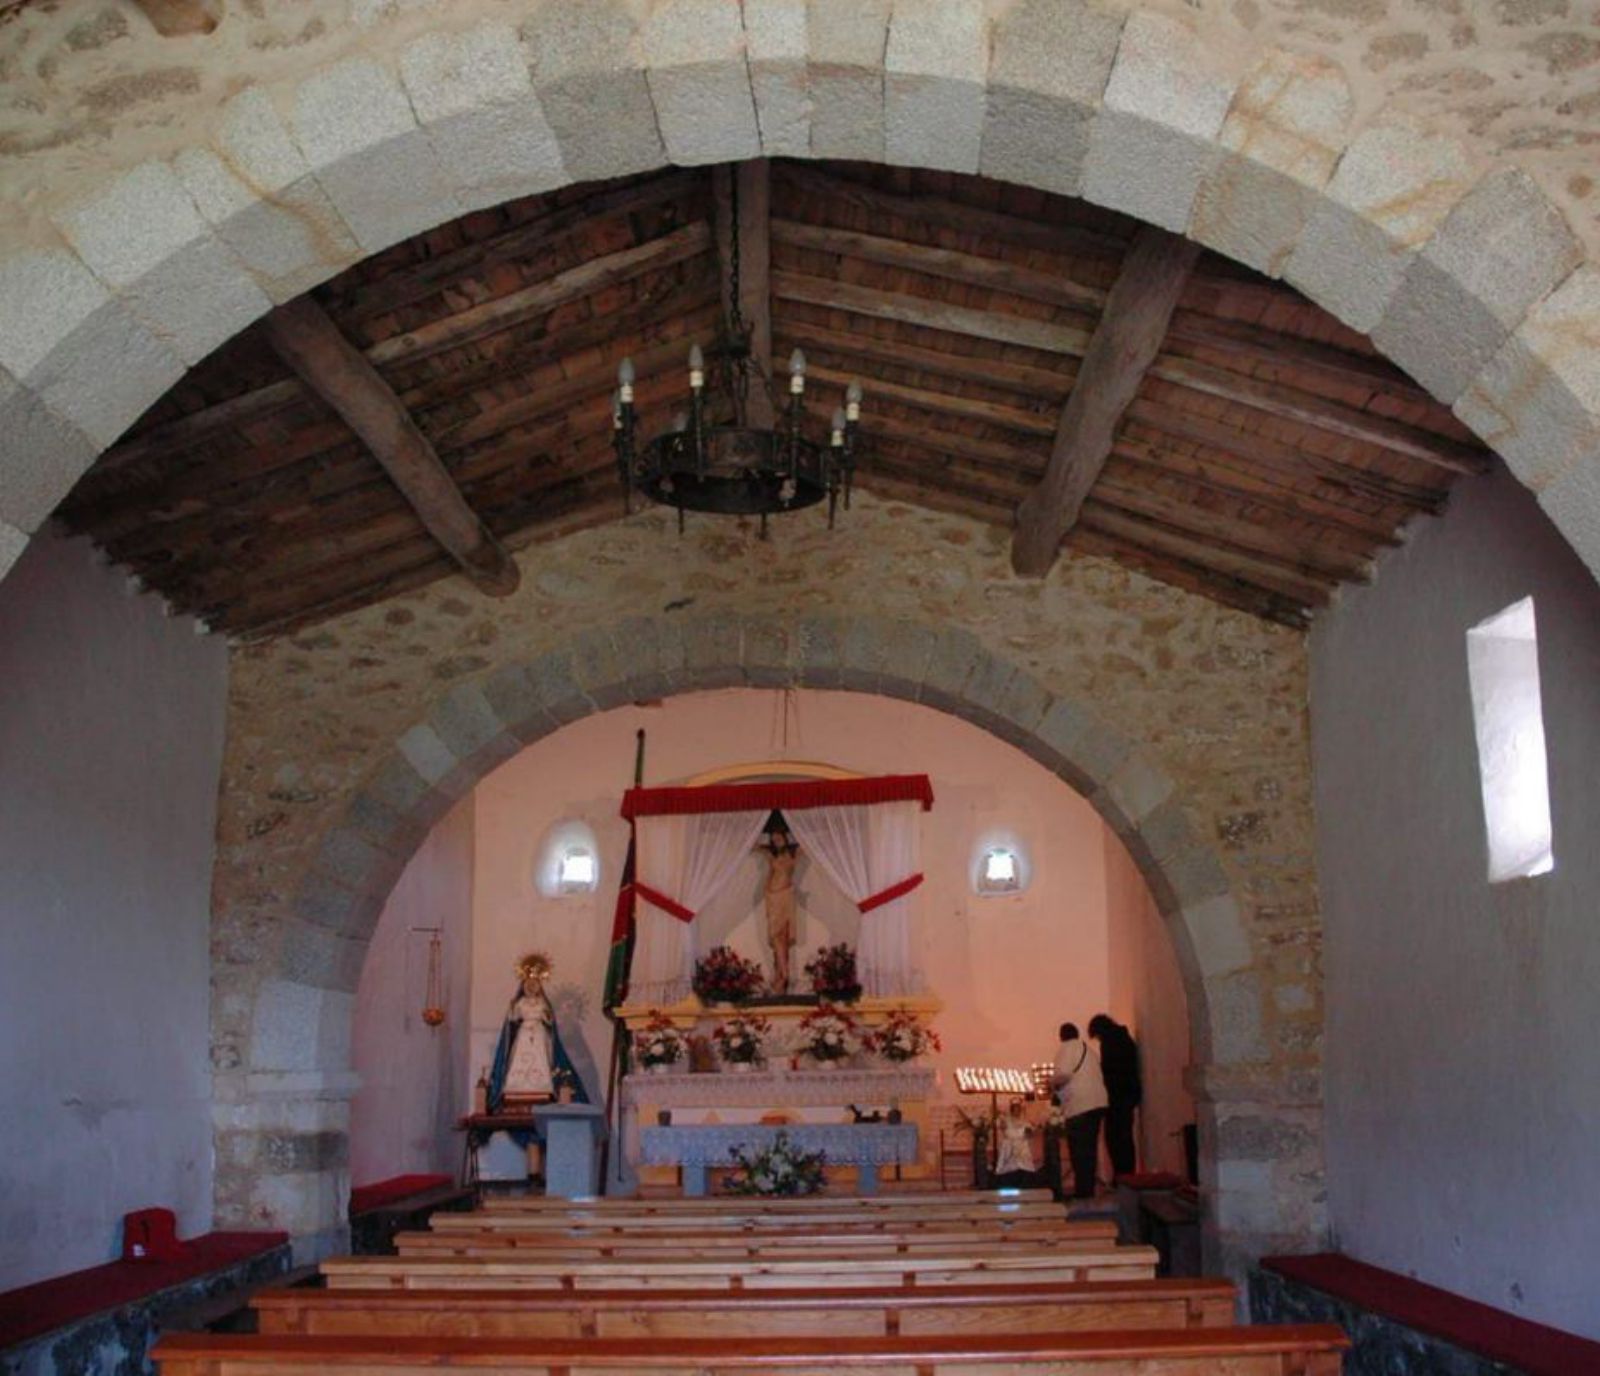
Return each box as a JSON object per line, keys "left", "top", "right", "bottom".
{"left": 641, "top": 1122, "right": 918, "bottom": 1196}
{"left": 604, "top": 772, "right": 943, "bottom": 1190}
{"left": 616, "top": 995, "right": 940, "bottom": 1186}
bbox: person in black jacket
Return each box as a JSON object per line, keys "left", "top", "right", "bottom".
{"left": 1087, "top": 1013, "right": 1142, "bottom": 1178}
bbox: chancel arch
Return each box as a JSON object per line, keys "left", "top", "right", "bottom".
{"left": 224, "top": 599, "right": 1310, "bottom": 1278}
{"left": 348, "top": 694, "right": 1195, "bottom": 1203}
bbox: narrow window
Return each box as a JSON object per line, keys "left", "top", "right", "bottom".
{"left": 1467, "top": 597, "right": 1554, "bottom": 882}
{"left": 559, "top": 846, "right": 598, "bottom": 893}
{"left": 975, "top": 845, "right": 1022, "bottom": 895}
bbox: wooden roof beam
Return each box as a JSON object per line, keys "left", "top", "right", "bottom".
{"left": 772, "top": 270, "right": 1482, "bottom": 478}
{"left": 1013, "top": 227, "right": 1201, "bottom": 577}
{"left": 264, "top": 297, "right": 520, "bottom": 597}
{"left": 714, "top": 161, "right": 775, "bottom": 426}
{"left": 98, "top": 222, "right": 713, "bottom": 476}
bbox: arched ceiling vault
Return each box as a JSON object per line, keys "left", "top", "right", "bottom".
{"left": 53, "top": 158, "right": 1489, "bottom": 638}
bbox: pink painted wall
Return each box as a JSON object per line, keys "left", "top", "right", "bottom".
{"left": 350, "top": 688, "right": 1194, "bottom": 1182}
{"left": 1105, "top": 831, "right": 1196, "bottom": 1176}
{"left": 471, "top": 691, "right": 1189, "bottom": 1151}
{"left": 349, "top": 797, "right": 474, "bottom": 1187}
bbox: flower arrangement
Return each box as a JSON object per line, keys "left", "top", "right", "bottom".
{"left": 797, "top": 1004, "right": 859, "bottom": 1062}
{"left": 634, "top": 1013, "right": 685, "bottom": 1070}
{"left": 725, "top": 1131, "right": 827, "bottom": 1196}
{"left": 712, "top": 1013, "right": 770, "bottom": 1066}
{"left": 693, "top": 945, "right": 766, "bottom": 1004}
{"left": 865, "top": 1007, "right": 941, "bottom": 1063}
{"left": 804, "top": 942, "right": 863, "bottom": 1003}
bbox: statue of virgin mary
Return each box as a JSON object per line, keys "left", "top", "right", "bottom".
{"left": 487, "top": 952, "right": 588, "bottom": 1112}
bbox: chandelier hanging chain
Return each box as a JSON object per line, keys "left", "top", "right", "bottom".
{"left": 726, "top": 169, "right": 749, "bottom": 420}
{"left": 611, "top": 167, "right": 865, "bottom": 527}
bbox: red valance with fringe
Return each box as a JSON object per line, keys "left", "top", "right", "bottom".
{"left": 620, "top": 774, "right": 935, "bottom": 820}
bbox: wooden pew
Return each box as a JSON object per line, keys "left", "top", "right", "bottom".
{"left": 253, "top": 1277, "right": 1239, "bottom": 1338}
{"left": 319, "top": 1242, "right": 1160, "bottom": 1290}
{"left": 394, "top": 1222, "right": 1121, "bottom": 1259}
{"left": 155, "top": 1324, "right": 1350, "bottom": 1374}
{"left": 427, "top": 1211, "right": 1079, "bottom": 1240}
{"left": 480, "top": 1188, "right": 1055, "bottom": 1212}
{"left": 444, "top": 1201, "right": 1070, "bottom": 1231}
{"left": 398, "top": 1222, "right": 1120, "bottom": 1260}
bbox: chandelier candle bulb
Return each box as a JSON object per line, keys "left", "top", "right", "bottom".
{"left": 846, "top": 380, "right": 863, "bottom": 423}
{"left": 831, "top": 408, "right": 846, "bottom": 447}
{"left": 688, "top": 344, "right": 704, "bottom": 391}
{"left": 617, "top": 356, "right": 636, "bottom": 403}
{"left": 789, "top": 348, "right": 806, "bottom": 395}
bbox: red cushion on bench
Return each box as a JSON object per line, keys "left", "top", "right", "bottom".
{"left": 348, "top": 1173, "right": 454, "bottom": 1216}
{"left": 0, "top": 1231, "right": 288, "bottom": 1350}
{"left": 1263, "top": 1252, "right": 1600, "bottom": 1376}
{"left": 1116, "top": 1171, "right": 1186, "bottom": 1190}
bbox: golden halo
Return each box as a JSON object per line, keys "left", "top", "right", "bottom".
{"left": 516, "top": 951, "right": 553, "bottom": 983}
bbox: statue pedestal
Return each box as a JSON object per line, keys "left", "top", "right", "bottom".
{"left": 531, "top": 1103, "right": 607, "bottom": 1199}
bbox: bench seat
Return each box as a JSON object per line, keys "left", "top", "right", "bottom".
{"left": 394, "top": 1220, "right": 1120, "bottom": 1257}
{"left": 253, "top": 1277, "right": 1238, "bottom": 1339}
{"left": 155, "top": 1323, "right": 1349, "bottom": 1375}
{"left": 348, "top": 1174, "right": 456, "bottom": 1217}
{"left": 0, "top": 1232, "right": 290, "bottom": 1350}
{"left": 319, "top": 1243, "right": 1159, "bottom": 1290}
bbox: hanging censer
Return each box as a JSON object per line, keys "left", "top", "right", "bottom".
{"left": 420, "top": 928, "right": 446, "bottom": 1027}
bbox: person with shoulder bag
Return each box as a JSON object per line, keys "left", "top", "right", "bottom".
{"left": 1051, "top": 1022, "right": 1107, "bottom": 1200}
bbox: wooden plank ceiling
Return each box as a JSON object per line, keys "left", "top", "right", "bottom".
{"left": 55, "top": 160, "right": 1491, "bottom": 639}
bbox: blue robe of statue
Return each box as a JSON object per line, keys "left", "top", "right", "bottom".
{"left": 487, "top": 985, "right": 589, "bottom": 1146}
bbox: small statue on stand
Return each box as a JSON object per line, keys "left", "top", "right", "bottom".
{"left": 995, "top": 1099, "right": 1036, "bottom": 1177}
{"left": 487, "top": 952, "right": 588, "bottom": 1181}
{"left": 761, "top": 826, "right": 799, "bottom": 995}
{"left": 496, "top": 952, "right": 557, "bottom": 1107}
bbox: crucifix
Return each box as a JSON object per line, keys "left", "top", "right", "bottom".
{"left": 760, "top": 818, "right": 799, "bottom": 995}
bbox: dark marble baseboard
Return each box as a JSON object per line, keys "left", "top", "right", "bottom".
{"left": 1, "top": 1244, "right": 291, "bottom": 1376}
{"left": 1251, "top": 1266, "right": 1523, "bottom": 1376}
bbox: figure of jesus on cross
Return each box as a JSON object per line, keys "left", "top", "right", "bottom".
{"left": 761, "top": 823, "right": 799, "bottom": 995}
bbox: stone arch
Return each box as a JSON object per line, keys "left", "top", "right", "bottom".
{"left": 1, "top": 3, "right": 1598, "bottom": 591}
{"left": 237, "top": 611, "right": 1305, "bottom": 1276}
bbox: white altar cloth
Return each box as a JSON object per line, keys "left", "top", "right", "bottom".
{"left": 639, "top": 1122, "right": 918, "bottom": 1196}
{"left": 622, "top": 1066, "right": 933, "bottom": 1110}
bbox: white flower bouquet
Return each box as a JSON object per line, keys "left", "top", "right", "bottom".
{"left": 797, "top": 1004, "right": 859, "bottom": 1063}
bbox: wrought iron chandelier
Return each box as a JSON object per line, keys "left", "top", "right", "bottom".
{"left": 611, "top": 179, "right": 864, "bottom": 533}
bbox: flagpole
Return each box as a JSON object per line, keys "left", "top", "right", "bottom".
{"left": 598, "top": 727, "right": 646, "bottom": 1194}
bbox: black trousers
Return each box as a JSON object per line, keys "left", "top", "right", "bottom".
{"left": 1065, "top": 1109, "right": 1105, "bottom": 1199}
{"left": 1104, "top": 1098, "right": 1138, "bottom": 1177}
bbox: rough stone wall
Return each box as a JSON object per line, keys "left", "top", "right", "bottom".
{"left": 213, "top": 495, "right": 1326, "bottom": 1272}
{"left": 0, "top": 0, "right": 1596, "bottom": 251}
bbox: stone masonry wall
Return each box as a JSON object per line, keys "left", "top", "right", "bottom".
{"left": 212, "top": 495, "right": 1326, "bottom": 1273}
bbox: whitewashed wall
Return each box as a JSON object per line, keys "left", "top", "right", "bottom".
{"left": 1311, "top": 465, "right": 1600, "bottom": 1340}
{"left": 0, "top": 530, "right": 227, "bottom": 1290}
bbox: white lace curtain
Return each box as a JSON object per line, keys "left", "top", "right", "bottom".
{"left": 630, "top": 809, "right": 771, "bottom": 1005}
{"left": 784, "top": 800, "right": 923, "bottom": 996}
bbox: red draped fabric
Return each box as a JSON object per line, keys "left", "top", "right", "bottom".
{"left": 857, "top": 872, "right": 924, "bottom": 914}
{"left": 621, "top": 774, "right": 934, "bottom": 820}
{"left": 634, "top": 882, "right": 696, "bottom": 923}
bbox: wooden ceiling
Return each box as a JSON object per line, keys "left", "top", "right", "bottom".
{"left": 55, "top": 160, "right": 1491, "bottom": 638}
